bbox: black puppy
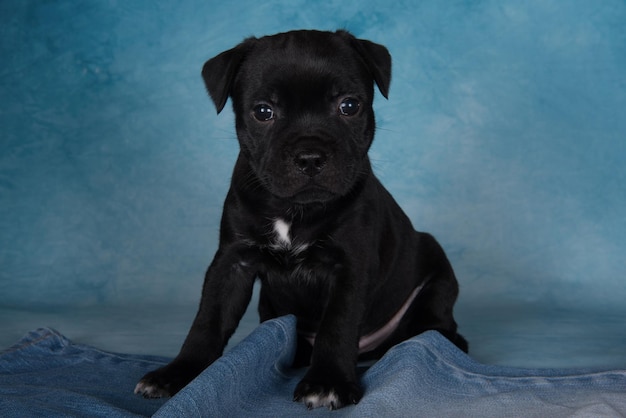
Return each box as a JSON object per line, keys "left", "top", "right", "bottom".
{"left": 135, "top": 29, "right": 467, "bottom": 410}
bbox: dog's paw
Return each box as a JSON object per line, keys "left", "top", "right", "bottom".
{"left": 134, "top": 364, "right": 197, "bottom": 399}
{"left": 134, "top": 374, "right": 171, "bottom": 399}
{"left": 293, "top": 378, "right": 363, "bottom": 410}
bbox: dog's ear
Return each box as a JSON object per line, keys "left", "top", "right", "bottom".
{"left": 201, "top": 40, "right": 252, "bottom": 114}
{"left": 343, "top": 32, "right": 392, "bottom": 99}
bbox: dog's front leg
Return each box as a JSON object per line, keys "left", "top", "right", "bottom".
{"left": 135, "top": 244, "right": 258, "bottom": 398}
{"left": 293, "top": 260, "right": 366, "bottom": 410}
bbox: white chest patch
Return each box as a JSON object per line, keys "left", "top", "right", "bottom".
{"left": 270, "top": 218, "right": 310, "bottom": 256}
{"left": 273, "top": 218, "right": 292, "bottom": 246}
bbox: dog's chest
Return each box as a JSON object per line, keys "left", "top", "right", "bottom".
{"left": 269, "top": 218, "right": 308, "bottom": 254}
{"left": 260, "top": 218, "right": 332, "bottom": 283}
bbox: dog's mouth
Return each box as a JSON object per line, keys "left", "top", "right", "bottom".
{"left": 261, "top": 173, "right": 341, "bottom": 204}
{"left": 288, "top": 185, "right": 337, "bottom": 204}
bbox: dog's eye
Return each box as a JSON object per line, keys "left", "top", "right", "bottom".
{"left": 253, "top": 104, "right": 274, "bottom": 121}
{"left": 338, "top": 98, "right": 360, "bottom": 116}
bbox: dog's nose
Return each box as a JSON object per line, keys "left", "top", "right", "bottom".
{"left": 294, "top": 150, "right": 327, "bottom": 177}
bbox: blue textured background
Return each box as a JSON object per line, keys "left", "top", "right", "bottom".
{"left": 1, "top": 1, "right": 625, "bottom": 366}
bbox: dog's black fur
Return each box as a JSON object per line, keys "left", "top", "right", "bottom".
{"left": 135, "top": 29, "right": 467, "bottom": 410}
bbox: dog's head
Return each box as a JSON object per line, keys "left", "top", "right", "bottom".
{"left": 202, "top": 30, "right": 391, "bottom": 205}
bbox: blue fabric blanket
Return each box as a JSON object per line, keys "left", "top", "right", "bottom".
{"left": 2, "top": 316, "right": 625, "bottom": 417}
